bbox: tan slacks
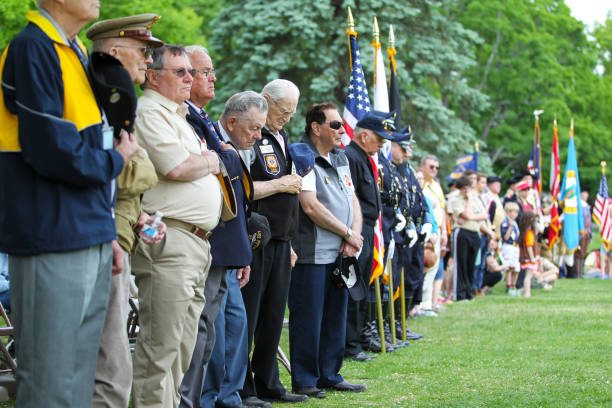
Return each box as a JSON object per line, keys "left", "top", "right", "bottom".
{"left": 131, "top": 227, "right": 210, "bottom": 408}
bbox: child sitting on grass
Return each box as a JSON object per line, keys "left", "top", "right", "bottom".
{"left": 501, "top": 202, "right": 521, "bottom": 296}
{"left": 519, "top": 211, "right": 539, "bottom": 298}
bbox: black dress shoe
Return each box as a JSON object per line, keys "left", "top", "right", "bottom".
{"left": 348, "top": 351, "right": 371, "bottom": 362}
{"left": 264, "top": 392, "right": 309, "bottom": 403}
{"left": 323, "top": 381, "right": 367, "bottom": 393}
{"left": 293, "top": 387, "right": 326, "bottom": 398}
{"left": 241, "top": 396, "right": 272, "bottom": 408}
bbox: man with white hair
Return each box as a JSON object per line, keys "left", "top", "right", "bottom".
{"left": 240, "top": 79, "right": 307, "bottom": 404}
{"left": 0, "top": 0, "right": 139, "bottom": 406}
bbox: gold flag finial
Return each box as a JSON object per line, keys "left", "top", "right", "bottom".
{"left": 373, "top": 16, "right": 380, "bottom": 43}
{"left": 389, "top": 25, "right": 395, "bottom": 49}
{"left": 554, "top": 113, "right": 557, "bottom": 127}
{"left": 570, "top": 117, "right": 574, "bottom": 137}
{"left": 347, "top": 7, "right": 354, "bottom": 32}
{"left": 475, "top": 141, "right": 479, "bottom": 152}
{"left": 602, "top": 161, "right": 607, "bottom": 175}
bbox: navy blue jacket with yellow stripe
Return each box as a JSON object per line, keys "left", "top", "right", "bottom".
{"left": 0, "top": 11, "right": 124, "bottom": 255}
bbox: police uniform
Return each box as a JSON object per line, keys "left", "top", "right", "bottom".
{"left": 343, "top": 141, "right": 381, "bottom": 357}
{"left": 241, "top": 126, "right": 299, "bottom": 399}
{"left": 342, "top": 110, "right": 395, "bottom": 359}
{"left": 394, "top": 162, "right": 430, "bottom": 311}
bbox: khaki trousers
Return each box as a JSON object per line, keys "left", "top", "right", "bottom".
{"left": 131, "top": 227, "right": 210, "bottom": 408}
{"left": 93, "top": 248, "right": 132, "bottom": 408}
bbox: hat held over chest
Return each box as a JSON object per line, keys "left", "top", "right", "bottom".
{"left": 288, "top": 142, "right": 315, "bottom": 177}
{"left": 87, "top": 52, "right": 137, "bottom": 139}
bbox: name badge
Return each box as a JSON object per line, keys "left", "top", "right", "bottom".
{"left": 103, "top": 126, "right": 114, "bottom": 150}
{"left": 260, "top": 145, "right": 274, "bottom": 154}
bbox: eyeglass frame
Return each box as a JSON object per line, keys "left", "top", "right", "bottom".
{"left": 191, "top": 69, "right": 216, "bottom": 78}
{"left": 112, "top": 44, "right": 154, "bottom": 59}
{"left": 155, "top": 67, "right": 196, "bottom": 78}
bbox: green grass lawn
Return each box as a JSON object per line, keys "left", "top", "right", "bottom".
{"left": 1, "top": 279, "right": 610, "bottom": 407}
{"left": 276, "top": 278, "right": 612, "bottom": 407}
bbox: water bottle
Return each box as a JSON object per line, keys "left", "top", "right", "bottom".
{"left": 140, "top": 211, "right": 163, "bottom": 244}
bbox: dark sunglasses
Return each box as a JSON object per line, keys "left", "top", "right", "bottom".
{"left": 159, "top": 67, "right": 196, "bottom": 78}
{"left": 327, "top": 121, "right": 344, "bottom": 130}
{"left": 429, "top": 165, "right": 440, "bottom": 170}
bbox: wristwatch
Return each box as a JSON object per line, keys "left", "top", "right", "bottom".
{"left": 343, "top": 228, "right": 353, "bottom": 240}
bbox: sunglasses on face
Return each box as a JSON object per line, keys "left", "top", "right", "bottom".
{"left": 429, "top": 165, "right": 439, "bottom": 170}
{"left": 327, "top": 120, "right": 344, "bottom": 130}
{"left": 158, "top": 67, "right": 196, "bottom": 78}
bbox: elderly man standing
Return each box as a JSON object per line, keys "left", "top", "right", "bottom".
{"left": 87, "top": 14, "right": 164, "bottom": 408}
{"left": 290, "top": 102, "right": 366, "bottom": 398}
{"left": 343, "top": 110, "right": 395, "bottom": 361}
{"left": 0, "top": 1, "right": 140, "bottom": 406}
{"left": 132, "top": 44, "right": 222, "bottom": 407}
{"left": 240, "top": 79, "right": 306, "bottom": 404}
{"left": 180, "top": 43, "right": 268, "bottom": 408}
{"left": 200, "top": 91, "right": 270, "bottom": 408}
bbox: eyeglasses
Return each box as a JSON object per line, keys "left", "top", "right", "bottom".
{"left": 271, "top": 100, "right": 296, "bottom": 118}
{"left": 429, "top": 165, "right": 440, "bottom": 170}
{"left": 326, "top": 121, "right": 344, "bottom": 130}
{"left": 113, "top": 44, "right": 153, "bottom": 58}
{"left": 192, "top": 69, "right": 216, "bottom": 78}
{"left": 157, "top": 67, "right": 196, "bottom": 78}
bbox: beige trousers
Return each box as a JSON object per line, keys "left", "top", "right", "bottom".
{"left": 131, "top": 227, "right": 210, "bottom": 408}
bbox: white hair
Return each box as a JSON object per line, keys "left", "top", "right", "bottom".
{"left": 184, "top": 45, "right": 210, "bottom": 57}
{"left": 261, "top": 79, "right": 299, "bottom": 102}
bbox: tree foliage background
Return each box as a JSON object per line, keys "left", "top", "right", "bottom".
{"left": 1, "top": 0, "right": 611, "bottom": 193}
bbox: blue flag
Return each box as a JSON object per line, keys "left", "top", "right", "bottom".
{"left": 559, "top": 135, "right": 584, "bottom": 253}
{"left": 446, "top": 152, "right": 478, "bottom": 181}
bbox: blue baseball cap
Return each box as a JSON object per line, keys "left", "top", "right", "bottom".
{"left": 355, "top": 110, "right": 397, "bottom": 140}
{"left": 288, "top": 143, "right": 315, "bottom": 177}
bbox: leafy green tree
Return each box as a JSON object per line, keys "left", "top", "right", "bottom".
{"left": 0, "top": 0, "right": 36, "bottom": 49}
{"left": 457, "top": 0, "right": 612, "bottom": 192}
{"left": 209, "top": 0, "right": 489, "bottom": 176}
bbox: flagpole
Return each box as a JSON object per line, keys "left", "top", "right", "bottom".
{"left": 371, "top": 15, "right": 387, "bottom": 354}
{"left": 386, "top": 23, "right": 403, "bottom": 343}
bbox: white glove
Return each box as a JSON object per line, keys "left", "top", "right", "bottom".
{"left": 407, "top": 228, "right": 418, "bottom": 248}
{"left": 421, "top": 222, "right": 432, "bottom": 243}
{"left": 394, "top": 212, "right": 406, "bottom": 232}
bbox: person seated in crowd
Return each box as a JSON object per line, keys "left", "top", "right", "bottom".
{"left": 482, "top": 238, "right": 506, "bottom": 294}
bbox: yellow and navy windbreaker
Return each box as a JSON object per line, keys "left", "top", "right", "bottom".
{"left": 0, "top": 11, "right": 124, "bottom": 255}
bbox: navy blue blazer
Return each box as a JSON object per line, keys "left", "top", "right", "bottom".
{"left": 186, "top": 104, "right": 252, "bottom": 268}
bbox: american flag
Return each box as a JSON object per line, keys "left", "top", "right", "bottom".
{"left": 342, "top": 29, "right": 371, "bottom": 146}
{"left": 593, "top": 173, "right": 612, "bottom": 251}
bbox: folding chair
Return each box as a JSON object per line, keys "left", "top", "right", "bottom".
{"left": 0, "top": 304, "right": 16, "bottom": 375}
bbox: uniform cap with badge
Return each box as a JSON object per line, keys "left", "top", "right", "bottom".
{"left": 86, "top": 14, "right": 164, "bottom": 139}
{"left": 86, "top": 13, "right": 164, "bottom": 46}
{"left": 355, "top": 110, "right": 397, "bottom": 139}
{"left": 391, "top": 126, "right": 414, "bottom": 150}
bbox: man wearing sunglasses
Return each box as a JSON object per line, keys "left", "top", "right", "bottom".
{"left": 87, "top": 14, "right": 165, "bottom": 408}
{"left": 343, "top": 110, "right": 396, "bottom": 362}
{"left": 132, "top": 44, "right": 223, "bottom": 407}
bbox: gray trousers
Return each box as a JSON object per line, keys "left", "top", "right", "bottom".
{"left": 179, "top": 266, "right": 228, "bottom": 408}
{"left": 93, "top": 247, "right": 132, "bottom": 408}
{"left": 9, "top": 243, "right": 112, "bottom": 408}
